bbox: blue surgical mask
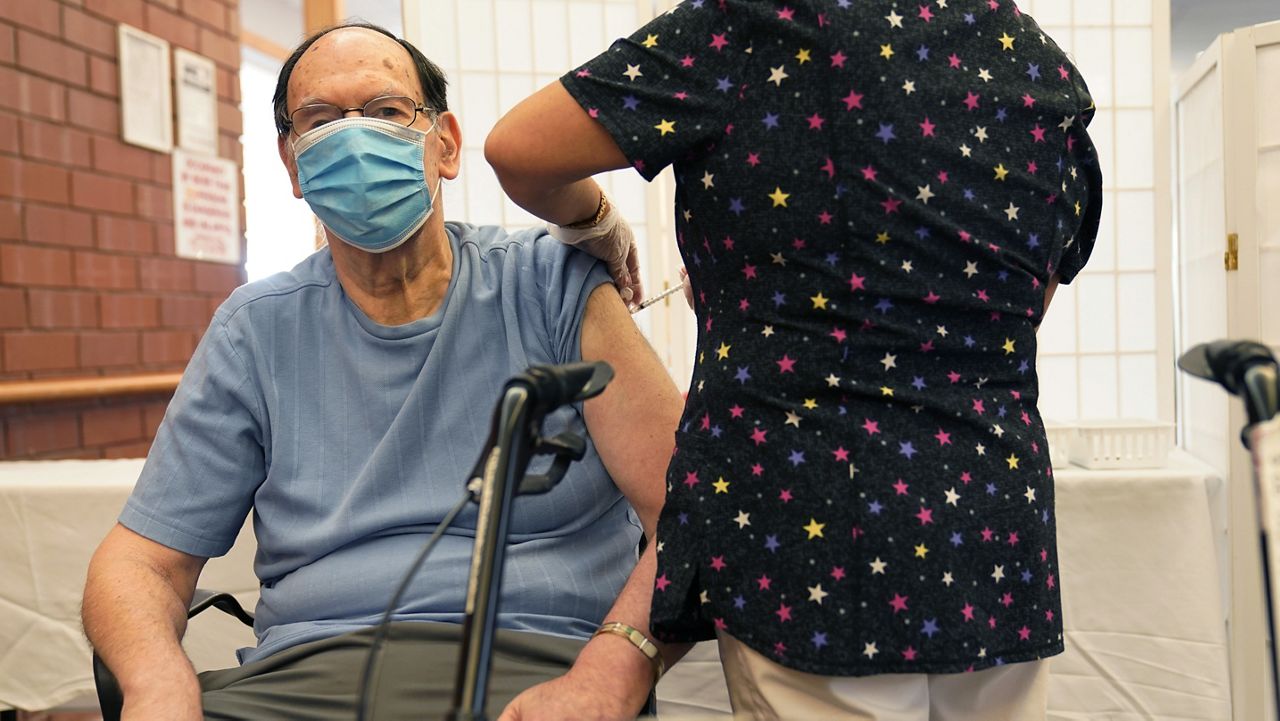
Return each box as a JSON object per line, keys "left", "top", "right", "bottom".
{"left": 293, "top": 117, "right": 442, "bottom": 253}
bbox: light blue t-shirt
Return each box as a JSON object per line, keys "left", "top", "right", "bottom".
{"left": 120, "top": 223, "right": 640, "bottom": 664}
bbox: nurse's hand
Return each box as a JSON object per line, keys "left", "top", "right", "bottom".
{"left": 549, "top": 197, "right": 644, "bottom": 308}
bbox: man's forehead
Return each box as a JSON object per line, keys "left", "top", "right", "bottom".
{"left": 295, "top": 28, "right": 414, "bottom": 78}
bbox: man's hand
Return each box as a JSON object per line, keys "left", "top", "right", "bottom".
{"left": 548, "top": 200, "right": 644, "bottom": 307}
{"left": 497, "top": 635, "right": 653, "bottom": 721}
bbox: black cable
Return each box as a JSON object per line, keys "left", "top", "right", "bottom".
{"left": 356, "top": 491, "right": 473, "bottom": 721}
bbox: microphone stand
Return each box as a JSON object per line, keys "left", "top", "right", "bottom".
{"left": 447, "top": 383, "right": 535, "bottom": 721}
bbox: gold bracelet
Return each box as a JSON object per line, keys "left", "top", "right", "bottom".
{"left": 561, "top": 191, "right": 609, "bottom": 230}
{"left": 593, "top": 621, "right": 665, "bottom": 684}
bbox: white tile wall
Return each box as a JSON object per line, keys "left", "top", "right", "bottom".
{"left": 1025, "top": 0, "right": 1170, "bottom": 423}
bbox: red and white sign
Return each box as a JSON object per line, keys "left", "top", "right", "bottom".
{"left": 173, "top": 149, "right": 241, "bottom": 265}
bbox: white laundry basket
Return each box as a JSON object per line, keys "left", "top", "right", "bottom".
{"left": 1067, "top": 419, "right": 1174, "bottom": 470}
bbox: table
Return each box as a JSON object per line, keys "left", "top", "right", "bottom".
{"left": 0, "top": 455, "right": 1229, "bottom": 718}
{"left": 0, "top": 460, "right": 257, "bottom": 712}
{"left": 1050, "top": 450, "right": 1231, "bottom": 719}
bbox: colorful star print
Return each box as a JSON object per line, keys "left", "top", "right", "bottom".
{"left": 562, "top": 0, "right": 1101, "bottom": 676}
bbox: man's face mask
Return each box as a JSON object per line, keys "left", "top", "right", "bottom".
{"left": 293, "top": 116, "right": 442, "bottom": 254}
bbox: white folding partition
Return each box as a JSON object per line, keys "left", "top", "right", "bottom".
{"left": 1176, "top": 20, "right": 1280, "bottom": 721}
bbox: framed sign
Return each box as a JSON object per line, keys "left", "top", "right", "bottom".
{"left": 173, "top": 149, "right": 242, "bottom": 265}
{"left": 117, "top": 24, "right": 173, "bottom": 153}
{"left": 174, "top": 48, "right": 218, "bottom": 156}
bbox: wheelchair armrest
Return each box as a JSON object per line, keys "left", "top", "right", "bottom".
{"left": 93, "top": 589, "right": 255, "bottom": 721}
{"left": 188, "top": 589, "right": 255, "bottom": 626}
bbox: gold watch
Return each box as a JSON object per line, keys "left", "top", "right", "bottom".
{"left": 561, "top": 191, "right": 610, "bottom": 230}
{"left": 593, "top": 621, "right": 665, "bottom": 684}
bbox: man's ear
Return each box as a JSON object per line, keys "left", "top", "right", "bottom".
{"left": 278, "top": 134, "right": 303, "bottom": 199}
{"left": 434, "top": 112, "right": 462, "bottom": 181}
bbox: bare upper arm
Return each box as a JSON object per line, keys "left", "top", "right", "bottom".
{"left": 485, "top": 81, "right": 630, "bottom": 192}
{"left": 578, "top": 284, "right": 683, "bottom": 537}
{"left": 90, "top": 523, "right": 207, "bottom": 605}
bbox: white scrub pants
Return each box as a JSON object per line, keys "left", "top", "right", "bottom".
{"left": 716, "top": 631, "right": 1049, "bottom": 721}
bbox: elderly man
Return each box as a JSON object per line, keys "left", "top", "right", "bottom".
{"left": 82, "top": 23, "right": 683, "bottom": 721}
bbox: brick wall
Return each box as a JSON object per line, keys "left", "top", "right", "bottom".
{"left": 0, "top": 0, "right": 243, "bottom": 459}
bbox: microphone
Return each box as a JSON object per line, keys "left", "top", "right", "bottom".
{"left": 508, "top": 361, "right": 615, "bottom": 415}
{"left": 1179, "top": 340, "right": 1279, "bottom": 426}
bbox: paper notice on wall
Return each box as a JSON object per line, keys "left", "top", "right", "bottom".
{"left": 118, "top": 24, "right": 172, "bottom": 153}
{"left": 173, "top": 149, "right": 241, "bottom": 265}
{"left": 174, "top": 48, "right": 218, "bottom": 156}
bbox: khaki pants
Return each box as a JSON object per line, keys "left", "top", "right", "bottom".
{"left": 198, "top": 622, "right": 583, "bottom": 720}
{"left": 716, "top": 631, "right": 1049, "bottom": 721}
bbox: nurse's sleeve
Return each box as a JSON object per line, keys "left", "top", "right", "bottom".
{"left": 557, "top": 0, "right": 767, "bottom": 181}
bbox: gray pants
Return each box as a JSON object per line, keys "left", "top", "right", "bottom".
{"left": 198, "top": 622, "right": 583, "bottom": 720}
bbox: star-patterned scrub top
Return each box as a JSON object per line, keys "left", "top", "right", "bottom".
{"left": 560, "top": 0, "right": 1102, "bottom": 676}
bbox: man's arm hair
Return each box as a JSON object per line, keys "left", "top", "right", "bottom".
{"left": 82, "top": 523, "right": 207, "bottom": 718}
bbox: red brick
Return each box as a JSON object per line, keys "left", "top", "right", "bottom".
{"left": 95, "top": 214, "right": 155, "bottom": 254}
{"left": 2, "top": 331, "right": 77, "bottom": 371}
{"left": 151, "top": 153, "right": 171, "bottom": 184}
{"left": 73, "top": 251, "right": 137, "bottom": 290}
{"left": 0, "top": 23, "right": 14, "bottom": 65}
{"left": 198, "top": 26, "right": 237, "bottom": 69}
{"left": 217, "top": 133, "right": 242, "bottom": 165}
{"left": 180, "top": 0, "right": 225, "bottom": 32}
{"left": 6, "top": 409, "right": 82, "bottom": 455}
{"left": 193, "top": 261, "right": 240, "bottom": 293}
{"left": 144, "top": 4, "right": 198, "bottom": 51}
{"left": 0, "top": 242, "right": 73, "bottom": 286}
{"left": 103, "top": 439, "right": 151, "bottom": 458}
{"left": 82, "top": 0, "right": 144, "bottom": 29}
{"left": 27, "top": 288, "right": 97, "bottom": 328}
{"left": 159, "top": 294, "right": 210, "bottom": 327}
{"left": 141, "top": 329, "right": 194, "bottom": 364}
{"left": 81, "top": 404, "right": 144, "bottom": 446}
{"left": 215, "top": 66, "right": 238, "bottom": 104}
{"left": 99, "top": 292, "right": 159, "bottom": 329}
{"left": 0, "top": 0, "right": 60, "bottom": 36}
{"left": 79, "top": 330, "right": 140, "bottom": 367}
{"left": 88, "top": 55, "right": 118, "bottom": 97}
{"left": 92, "top": 136, "right": 157, "bottom": 182}
{"left": 67, "top": 88, "right": 118, "bottom": 134}
{"left": 0, "top": 66, "right": 67, "bottom": 121}
{"left": 90, "top": 136, "right": 153, "bottom": 181}
{"left": 225, "top": 3, "right": 239, "bottom": 37}
{"left": 138, "top": 255, "right": 192, "bottom": 291}
{"left": 133, "top": 183, "right": 172, "bottom": 221}
{"left": 0, "top": 287, "right": 26, "bottom": 328}
{"left": 0, "top": 112, "right": 17, "bottom": 155}
{"left": 17, "top": 29, "right": 89, "bottom": 87}
{"left": 19, "top": 117, "right": 93, "bottom": 167}
{"left": 0, "top": 156, "right": 69, "bottom": 204}
{"left": 62, "top": 6, "right": 115, "bottom": 56}
{"left": 216, "top": 99, "right": 242, "bottom": 136}
{"left": 71, "top": 170, "right": 133, "bottom": 213}
{"left": 154, "top": 222, "right": 174, "bottom": 254}
{"left": 0, "top": 200, "right": 20, "bottom": 240}
{"left": 151, "top": 0, "right": 180, "bottom": 10}
{"left": 142, "top": 402, "right": 166, "bottom": 435}
{"left": 24, "top": 204, "right": 95, "bottom": 248}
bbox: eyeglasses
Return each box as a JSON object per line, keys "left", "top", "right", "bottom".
{"left": 286, "top": 95, "right": 432, "bottom": 135}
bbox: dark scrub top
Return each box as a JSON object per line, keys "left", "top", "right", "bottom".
{"left": 562, "top": 0, "right": 1101, "bottom": 676}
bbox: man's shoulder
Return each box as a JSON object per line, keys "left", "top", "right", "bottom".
{"left": 215, "top": 249, "right": 335, "bottom": 324}
{"left": 449, "top": 221, "right": 556, "bottom": 261}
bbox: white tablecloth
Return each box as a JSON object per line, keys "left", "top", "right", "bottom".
{"left": 0, "top": 460, "right": 257, "bottom": 712}
{"left": 0, "top": 455, "right": 1229, "bottom": 717}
